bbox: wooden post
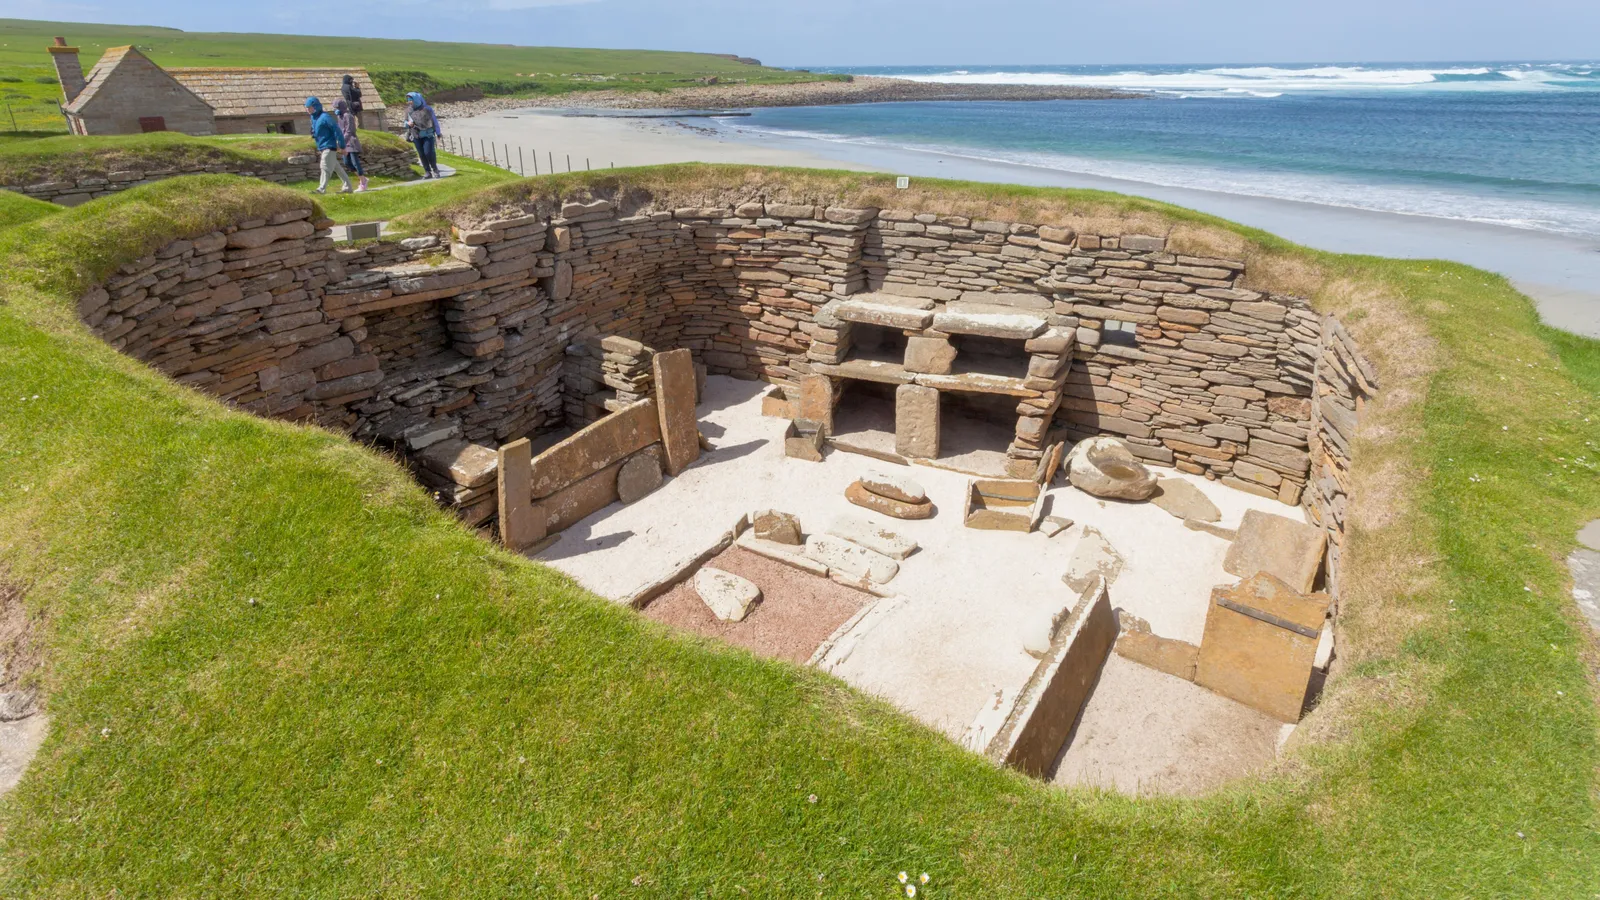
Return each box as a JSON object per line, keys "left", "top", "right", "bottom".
{"left": 497, "top": 438, "right": 544, "bottom": 550}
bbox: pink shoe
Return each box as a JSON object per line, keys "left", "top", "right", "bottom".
{"left": 356, "top": 176, "right": 368, "bottom": 192}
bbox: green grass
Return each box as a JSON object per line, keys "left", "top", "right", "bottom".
{"left": 0, "top": 171, "right": 1596, "bottom": 896}
{"left": 285, "top": 152, "right": 520, "bottom": 224}
{"left": 0, "top": 16, "right": 836, "bottom": 121}
{"left": 0, "top": 66, "right": 66, "bottom": 133}
{"left": 0, "top": 188, "right": 56, "bottom": 228}
{"left": 0, "top": 129, "right": 411, "bottom": 186}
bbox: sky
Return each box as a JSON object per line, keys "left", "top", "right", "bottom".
{"left": 5, "top": 0, "right": 1598, "bottom": 67}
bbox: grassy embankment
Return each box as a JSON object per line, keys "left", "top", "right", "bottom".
{"left": 0, "top": 188, "right": 55, "bottom": 228}
{"left": 0, "top": 169, "right": 1595, "bottom": 896}
{"left": 0, "top": 17, "right": 839, "bottom": 132}
{"left": 0, "top": 130, "right": 412, "bottom": 184}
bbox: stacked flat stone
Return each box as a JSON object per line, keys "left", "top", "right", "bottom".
{"left": 1305, "top": 315, "right": 1376, "bottom": 601}
{"left": 599, "top": 335, "right": 656, "bottom": 410}
{"left": 413, "top": 439, "right": 500, "bottom": 526}
{"left": 8, "top": 142, "right": 415, "bottom": 206}
{"left": 75, "top": 188, "right": 1372, "bottom": 602}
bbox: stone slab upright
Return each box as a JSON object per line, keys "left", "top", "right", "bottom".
{"left": 1195, "top": 572, "right": 1329, "bottom": 722}
{"left": 652, "top": 348, "right": 700, "bottom": 476}
{"left": 895, "top": 383, "right": 940, "bottom": 459}
{"left": 795, "top": 373, "right": 835, "bottom": 436}
{"left": 497, "top": 437, "right": 544, "bottom": 551}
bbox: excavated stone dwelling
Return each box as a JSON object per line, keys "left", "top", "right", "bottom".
{"left": 75, "top": 182, "right": 1376, "bottom": 788}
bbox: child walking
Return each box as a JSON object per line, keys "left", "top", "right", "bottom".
{"left": 304, "top": 97, "right": 352, "bottom": 194}
{"left": 404, "top": 91, "right": 443, "bottom": 179}
{"left": 335, "top": 98, "right": 367, "bottom": 192}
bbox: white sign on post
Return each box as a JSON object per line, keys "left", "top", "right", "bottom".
{"left": 896, "top": 176, "right": 910, "bottom": 189}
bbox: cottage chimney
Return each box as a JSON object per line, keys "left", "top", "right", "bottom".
{"left": 48, "top": 37, "right": 86, "bottom": 103}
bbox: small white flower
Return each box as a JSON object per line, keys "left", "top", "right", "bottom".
{"left": 920, "top": 874, "right": 929, "bottom": 884}
{"left": 807, "top": 794, "right": 817, "bottom": 804}
{"left": 906, "top": 886, "right": 916, "bottom": 898}
{"left": 898, "top": 872, "right": 908, "bottom": 884}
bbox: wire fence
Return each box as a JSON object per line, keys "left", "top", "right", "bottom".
{"left": 439, "top": 134, "right": 612, "bottom": 177}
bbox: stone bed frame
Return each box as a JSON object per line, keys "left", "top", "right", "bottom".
{"left": 73, "top": 186, "right": 1374, "bottom": 598}
{"left": 8, "top": 142, "right": 416, "bottom": 207}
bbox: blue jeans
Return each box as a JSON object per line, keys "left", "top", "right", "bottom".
{"left": 344, "top": 151, "right": 364, "bottom": 176}
{"left": 413, "top": 134, "right": 438, "bottom": 175}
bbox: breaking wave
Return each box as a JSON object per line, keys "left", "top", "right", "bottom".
{"left": 857, "top": 62, "right": 1600, "bottom": 96}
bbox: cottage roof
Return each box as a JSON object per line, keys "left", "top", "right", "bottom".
{"left": 64, "top": 46, "right": 211, "bottom": 116}
{"left": 167, "top": 68, "right": 387, "bottom": 119}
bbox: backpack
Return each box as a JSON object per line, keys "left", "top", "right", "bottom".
{"left": 342, "top": 81, "right": 363, "bottom": 115}
{"left": 407, "top": 106, "right": 435, "bottom": 139}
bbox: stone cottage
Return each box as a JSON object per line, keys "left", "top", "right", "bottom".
{"left": 50, "top": 37, "right": 387, "bottom": 136}
{"left": 52, "top": 40, "right": 216, "bottom": 136}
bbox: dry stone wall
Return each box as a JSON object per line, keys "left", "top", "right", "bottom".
{"left": 1305, "top": 316, "right": 1376, "bottom": 599}
{"left": 10, "top": 142, "right": 415, "bottom": 206}
{"left": 76, "top": 187, "right": 1372, "bottom": 594}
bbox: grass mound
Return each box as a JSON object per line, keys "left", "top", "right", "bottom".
{"left": 0, "top": 130, "right": 410, "bottom": 186}
{"left": 0, "top": 172, "right": 1595, "bottom": 897}
{"left": 0, "top": 189, "right": 56, "bottom": 229}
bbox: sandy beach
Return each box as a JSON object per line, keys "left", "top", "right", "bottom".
{"left": 446, "top": 108, "right": 1600, "bottom": 338}
{"left": 444, "top": 109, "right": 870, "bottom": 173}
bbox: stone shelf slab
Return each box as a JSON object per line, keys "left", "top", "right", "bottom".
{"left": 933, "top": 302, "right": 1049, "bottom": 339}
{"left": 813, "top": 359, "right": 916, "bottom": 386}
{"left": 913, "top": 371, "right": 1038, "bottom": 398}
{"left": 834, "top": 294, "right": 938, "bottom": 330}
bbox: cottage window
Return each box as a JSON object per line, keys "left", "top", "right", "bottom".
{"left": 137, "top": 116, "right": 166, "bottom": 133}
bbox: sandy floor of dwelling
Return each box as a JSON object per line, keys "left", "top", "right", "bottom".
{"left": 539, "top": 376, "right": 1297, "bottom": 748}
{"left": 1051, "top": 654, "right": 1291, "bottom": 795}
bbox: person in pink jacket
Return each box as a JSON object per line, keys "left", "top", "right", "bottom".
{"left": 334, "top": 98, "right": 367, "bottom": 192}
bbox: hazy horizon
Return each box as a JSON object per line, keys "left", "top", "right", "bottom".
{"left": 3, "top": 1, "right": 1596, "bottom": 68}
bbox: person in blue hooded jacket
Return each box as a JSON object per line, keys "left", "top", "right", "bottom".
{"left": 304, "top": 97, "right": 353, "bottom": 194}
{"left": 403, "top": 91, "right": 443, "bottom": 179}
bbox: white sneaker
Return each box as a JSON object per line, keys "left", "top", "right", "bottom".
{"left": 312, "top": 188, "right": 326, "bottom": 194}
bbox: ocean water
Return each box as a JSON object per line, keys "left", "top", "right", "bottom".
{"left": 719, "top": 63, "right": 1600, "bottom": 238}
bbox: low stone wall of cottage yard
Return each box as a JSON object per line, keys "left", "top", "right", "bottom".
{"left": 6, "top": 140, "right": 416, "bottom": 206}
{"left": 73, "top": 172, "right": 1374, "bottom": 598}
